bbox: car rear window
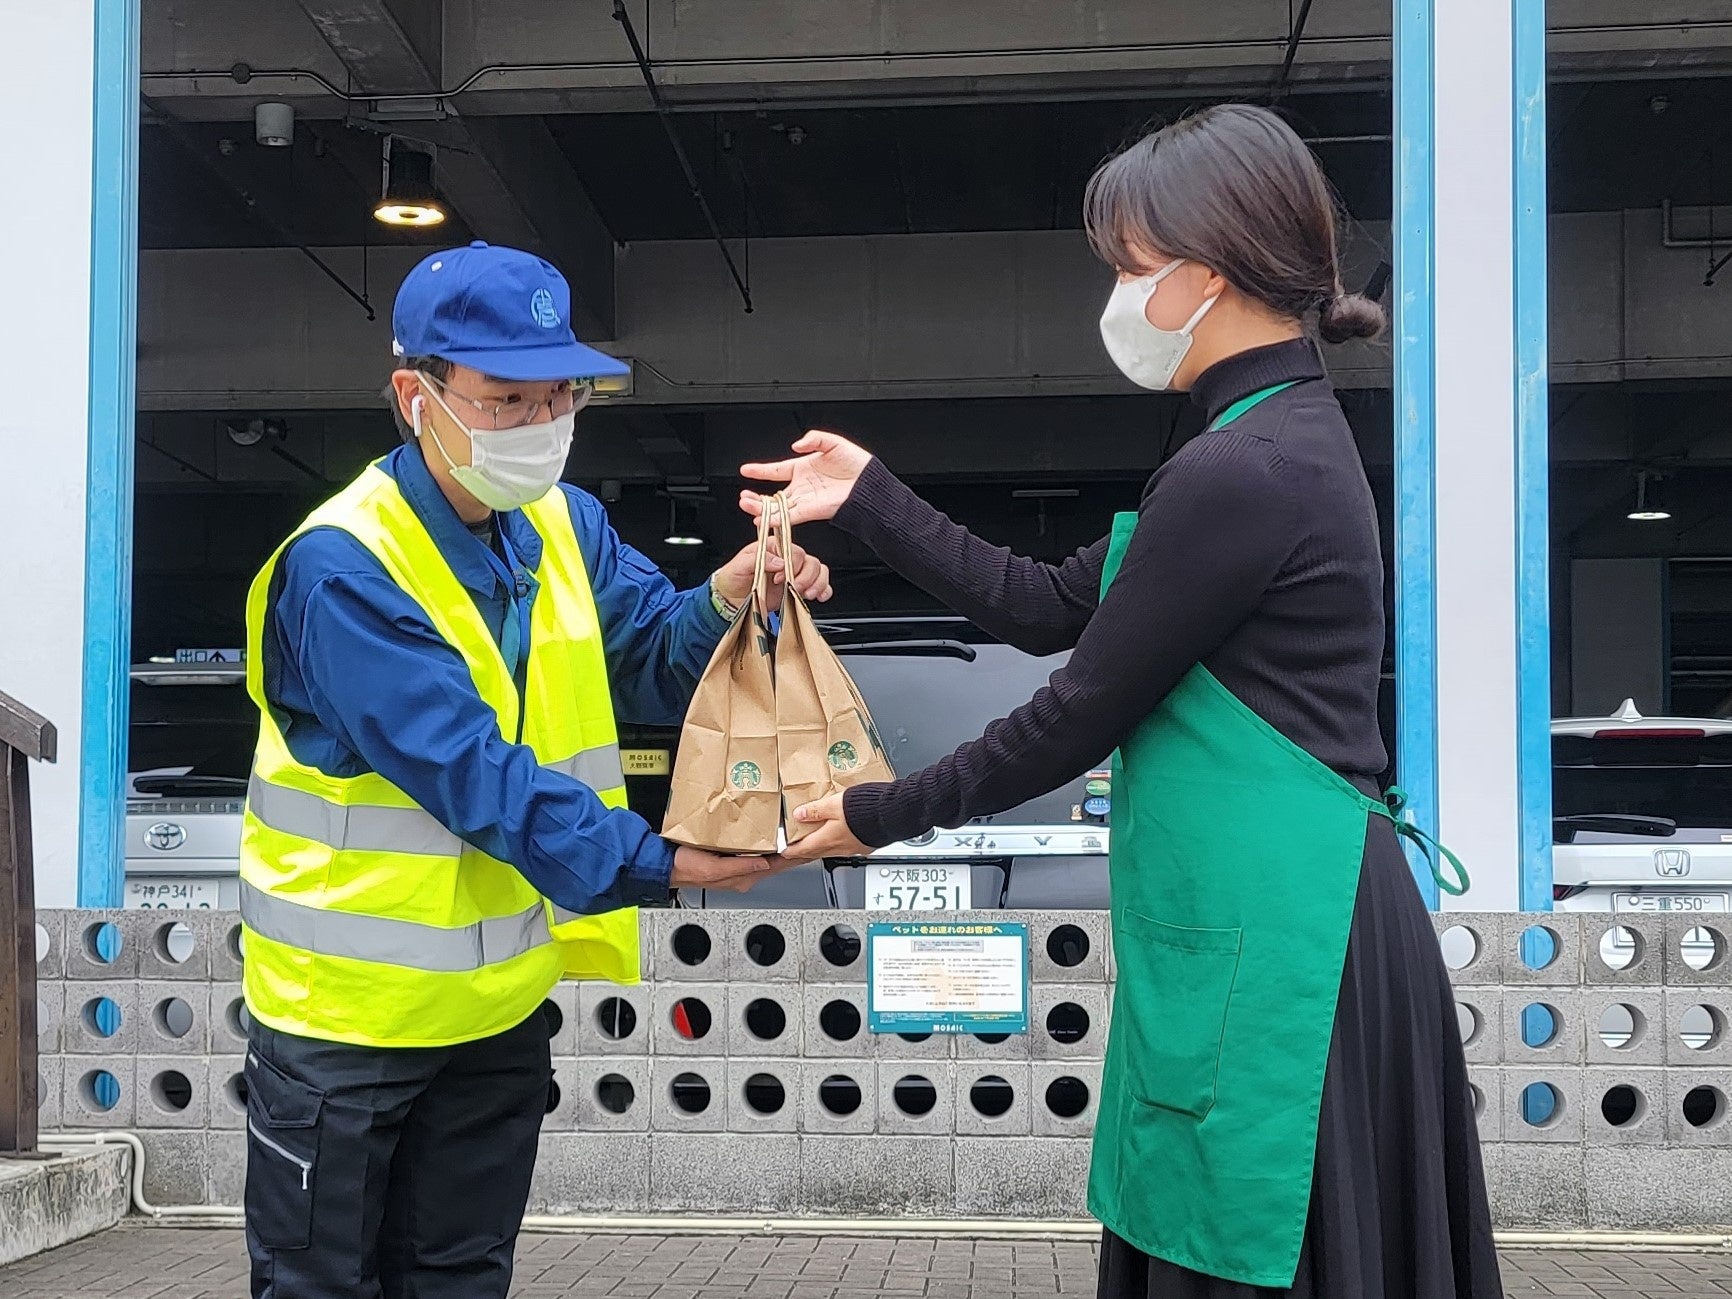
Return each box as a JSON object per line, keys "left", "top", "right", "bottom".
{"left": 1553, "top": 733, "right": 1732, "bottom": 830}
{"left": 129, "top": 680, "right": 255, "bottom": 781}
{"left": 839, "top": 641, "right": 1075, "bottom": 824}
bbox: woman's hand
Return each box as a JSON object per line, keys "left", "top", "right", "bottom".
{"left": 776, "top": 793, "right": 874, "bottom": 864}
{"left": 739, "top": 430, "right": 874, "bottom": 526}
{"left": 711, "top": 538, "right": 833, "bottom": 609}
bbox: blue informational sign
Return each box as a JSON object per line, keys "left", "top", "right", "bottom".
{"left": 866, "top": 920, "right": 1029, "bottom": 1035}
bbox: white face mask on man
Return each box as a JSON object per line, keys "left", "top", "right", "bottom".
{"left": 1098, "top": 258, "right": 1220, "bottom": 391}
{"left": 414, "top": 375, "right": 577, "bottom": 513}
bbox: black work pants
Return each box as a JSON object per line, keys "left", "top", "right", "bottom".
{"left": 244, "top": 1008, "right": 553, "bottom": 1299}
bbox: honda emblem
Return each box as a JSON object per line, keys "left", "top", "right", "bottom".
{"left": 1655, "top": 849, "right": 1692, "bottom": 878}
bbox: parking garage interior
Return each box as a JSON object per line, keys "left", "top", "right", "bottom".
{"left": 125, "top": 2, "right": 1732, "bottom": 798}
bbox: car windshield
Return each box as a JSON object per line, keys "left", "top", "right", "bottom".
{"left": 1553, "top": 733, "right": 1732, "bottom": 831}
{"left": 836, "top": 630, "right": 1077, "bottom": 824}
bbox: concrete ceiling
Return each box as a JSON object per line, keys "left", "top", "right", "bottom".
{"left": 138, "top": 75, "right": 1732, "bottom": 252}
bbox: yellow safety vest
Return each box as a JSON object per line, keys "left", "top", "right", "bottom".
{"left": 239, "top": 463, "right": 641, "bottom": 1048}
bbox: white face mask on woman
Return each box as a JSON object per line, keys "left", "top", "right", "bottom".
{"left": 1098, "top": 258, "right": 1220, "bottom": 391}
{"left": 415, "top": 378, "right": 577, "bottom": 513}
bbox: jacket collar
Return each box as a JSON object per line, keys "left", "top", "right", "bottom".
{"left": 1189, "top": 337, "right": 1328, "bottom": 428}
{"left": 383, "top": 442, "right": 546, "bottom": 593}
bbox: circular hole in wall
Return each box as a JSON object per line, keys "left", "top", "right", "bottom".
{"left": 819, "top": 1075, "right": 863, "bottom": 1117}
{"left": 671, "top": 924, "right": 712, "bottom": 967}
{"left": 1600, "top": 1085, "right": 1645, "bottom": 1129}
{"left": 744, "top": 924, "right": 787, "bottom": 967}
{"left": 596, "top": 1074, "right": 635, "bottom": 1115}
{"left": 595, "top": 997, "right": 637, "bottom": 1041}
{"left": 743, "top": 1073, "right": 787, "bottom": 1115}
{"left": 820, "top": 923, "right": 862, "bottom": 967}
{"left": 670, "top": 997, "right": 712, "bottom": 1041}
{"left": 670, "top": 1072, "right": 712, "bottom": 1115}
{"left": 156, "top": 922, "right": 196, "bottom": 965}
{"left": 819, "top": 1000, "right": 861, "bottom": 1042}
{"left": 1045, "top": 924, "right": 1090, "bottom": 969}
{"left": 154, "top": 997, "right": 195, "bottom": 1040}
{"left": 1044, "top": 1076, "right": 1090, "bottom": 1120}
{"left": 893, "top": 1075, "right": 938, "bottom": 1117}
{"left": 745, "top": 998, "right": 787, "bottom": 1042}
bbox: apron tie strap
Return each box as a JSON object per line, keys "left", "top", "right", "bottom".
{"left": 1377, "top": 787, "right": 1471, "bottom": 897}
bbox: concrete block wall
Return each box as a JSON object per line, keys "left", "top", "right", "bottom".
{"left": 29, "top": 907, "right": 1732, "bottom": 1228}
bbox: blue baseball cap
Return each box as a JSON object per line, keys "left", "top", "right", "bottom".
{"left": 391, "top": 241, "right": 630, "bottom": 382}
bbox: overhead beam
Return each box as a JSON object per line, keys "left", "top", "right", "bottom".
{"left": 142, "top": 0, "right": 1732, "bottom": 119}
{"left": 293, "top": 0, "right": 618, "bottom": 338}
{"left": 296, "top": 0, "right": 438, "bottom": 95}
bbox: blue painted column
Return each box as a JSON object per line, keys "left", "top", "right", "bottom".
{"left": 79, "top": 0, "right": 142, "bottom": 907}
{"left": 1392, "top": 0, "right": 1552, "bottom": 912}
{"left": 1511, "top": 0, "right": 1555, "bottom": 915}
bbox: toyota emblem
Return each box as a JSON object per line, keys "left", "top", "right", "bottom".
{"left": 145, "top": 822, "right": 186, "bottom": 852}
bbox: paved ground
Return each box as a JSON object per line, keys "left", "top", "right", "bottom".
{"left": 2, "top": 1227, "right": 1732, "bottom": 1297}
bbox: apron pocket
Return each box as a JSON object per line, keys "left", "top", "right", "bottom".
{"left": 1119, "top": 910, "right": 1243, "bottom": 1120}
{"left": 244, "top": 1048, "right": 324, "bottom": 1250}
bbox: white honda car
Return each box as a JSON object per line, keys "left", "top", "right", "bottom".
{"left": 1550, "top": 700, "right": 1732, "bottom": 919}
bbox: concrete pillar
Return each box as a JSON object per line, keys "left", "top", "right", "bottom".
{"left": 1570, "top": 559, "right": 1666, "bottom": 717}
{"left": 0, "top": 1, "right": 138, "bottom": 906}
{"left": 1393, "top": 0, "right": 1551, "bottom": 912}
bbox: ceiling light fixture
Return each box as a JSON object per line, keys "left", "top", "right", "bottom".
{"left": 1628, "top": 471, "right": 1672, "bottom": 522}
{"left": 664, "top": 498, "right": 704, "bottom": 547}
{"left": 590, "top": 362, "right": 635, "bottom": 400}
{"left": 373, "top": 137, "right": 447, "bottom": 228}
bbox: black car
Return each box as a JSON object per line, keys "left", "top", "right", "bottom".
{"left": 676, "top": 615, "right": 1111, "bottom": 910}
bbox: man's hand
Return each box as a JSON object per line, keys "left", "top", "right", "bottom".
{"left": 669, "top": 846, "right": 793, "bottom": 895}
{"left": 740, "top": 430, "right": 874, "bottom": 527}
{"left": 712, "top": 537, "right": 832, "bottom": 610}
{"left": 775, "top": 793, "right": 875, "bottom": 865}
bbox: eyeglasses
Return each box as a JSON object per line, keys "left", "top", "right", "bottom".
{"left": 418, "top": 372, "right": 594, "bottom": 431}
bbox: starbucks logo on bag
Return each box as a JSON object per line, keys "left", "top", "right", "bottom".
{"left": 730, "top": 760, "right": 763, "bottom": 791}
{"left": 827, "top": 740, "right": 861, "bottom": 772}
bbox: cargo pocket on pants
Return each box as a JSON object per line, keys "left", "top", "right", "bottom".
{"left": 1118, "top": 910, "right": 1243, "bottom": 1120}
{"left": 244, "top": 1048, "right": 324, "bottom": 1250}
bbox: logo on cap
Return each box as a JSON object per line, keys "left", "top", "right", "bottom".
{"left": 530, "top": 288, "right": 561, "bottom": 330}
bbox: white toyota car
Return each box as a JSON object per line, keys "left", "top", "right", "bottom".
{"left": 124, "top": 661, "right": 251, "bottom": 910}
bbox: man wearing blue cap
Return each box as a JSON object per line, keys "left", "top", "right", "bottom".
{"left": 235, "top": 243, "right": 828, "bottom": 1298}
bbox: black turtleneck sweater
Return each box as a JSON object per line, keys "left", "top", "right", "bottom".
{"left": 838, "top": 337, "right": 1389, "bottom": 849}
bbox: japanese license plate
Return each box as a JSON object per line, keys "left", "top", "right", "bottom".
{"left": 1612, "top": 892, "right": 1730, "bottom": 914}
{"left": 865, "top": 864, "right": 972, "bottom": 912}
{"left": 124, "top": 877, "right": 221, "bottom": 910}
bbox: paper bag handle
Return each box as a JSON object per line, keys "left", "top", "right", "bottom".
{"left": 769, "top": 498, "right": 800, "bottom": 620}
{"left": 752, "top": 494, "right": 789, "bottom": 617}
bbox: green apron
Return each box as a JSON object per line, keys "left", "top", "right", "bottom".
{"left": 1085, "top": 383, "right": 1467, "bottom": 1287}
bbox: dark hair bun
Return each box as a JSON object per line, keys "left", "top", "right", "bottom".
{"left": 1318, "top": 293, "right": 1385, "bottom": 344}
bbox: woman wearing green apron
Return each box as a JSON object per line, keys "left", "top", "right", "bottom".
{"left": 749, "top": 104, "right": 1501, "bottom": 1298}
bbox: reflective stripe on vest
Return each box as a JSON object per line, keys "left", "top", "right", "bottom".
{"left": 240, "top": 879, "right": 552, "bottom": 972}
{"left": 245, "top": 743, "right": 627, "bottom": 856}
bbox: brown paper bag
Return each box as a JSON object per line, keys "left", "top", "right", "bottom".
{"left": 661, "top": 507, "right": 784, "bottom": 854}
{"left": 771, "top": 496, "right": 895, "bottom": 844}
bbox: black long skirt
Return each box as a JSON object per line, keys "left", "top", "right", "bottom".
{"left": 1097, "top": 815, "right": 1503, "bottom": 1299}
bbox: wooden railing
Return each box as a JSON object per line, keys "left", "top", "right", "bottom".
{"left": 0, "top": 690, "right": 55, "bottom": 1154}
